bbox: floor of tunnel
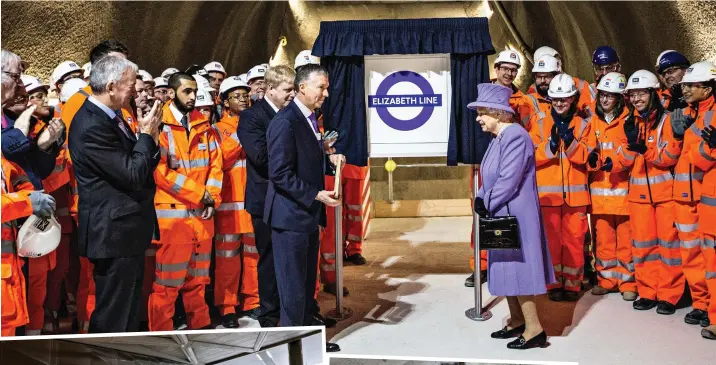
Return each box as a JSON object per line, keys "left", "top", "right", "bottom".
{"left": 316, "top": 217, "right": 713, "bottom": 365}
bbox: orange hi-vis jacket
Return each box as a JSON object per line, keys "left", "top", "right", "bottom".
{"left": 658, "top": 88, "right": 673, "bottom": 110}
{"left": 530, "top": 112, "right": 596, "bottom": 207}
{"left": 586, "top": 108, "right": 632, "bottom": 215}
{"left": 1, "top": 156, "right": 32, "bottom": 331}
{"left": 153, "top": 104, "right": 224, "bottom": 244}
{"left": 689, "top": 130, "right": 716, "bottom": 236}
{"left": 491, "top": 80, "right": 536, "bottom": 129}
{"left": 673, "top": 98, "right": 715, "bottom": 202}
{"left": 528, "top": 77, "right": 595, "bottom": 118}
{"left": 212, "top": 112, "right": 252, "bottom": 234}
{"left": 614, "top": 109, "right": 682, "bottom": 204}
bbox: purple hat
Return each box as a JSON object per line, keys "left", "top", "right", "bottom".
{"left": 467, "top": 83, "right": 515, "bottom": 114}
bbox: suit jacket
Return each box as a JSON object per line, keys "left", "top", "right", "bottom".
{"left": 237, "top": 98, "right": 277, "bottom": 217}
{"left": 68, "top": 99, "right": 160, "bottom": 259}
{"left": 1, "top": 116, "right": 58, "bottom": 189}
{"left": 264, "top": 101, "right": 328, "bottom": 233}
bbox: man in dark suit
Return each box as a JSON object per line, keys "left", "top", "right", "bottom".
{"left": 264, "top": 64, "right": 344, "bottom": 336}
{"left": 68, "top": 55, "right": 163, "bottom": 333}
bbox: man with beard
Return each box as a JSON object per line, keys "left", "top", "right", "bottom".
{"left": 148, "top": 72, "right": 223, "bottom": 331}
{"left": 655, "top": 50, "right": 690, "bottom": 111}
{"left": 529, "top": 54, "right": 560, "bottom": 117}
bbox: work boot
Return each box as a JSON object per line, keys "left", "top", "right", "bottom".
{"left": 702, "top": 326, "right": 716, "bottom": 340}
{"left": 241, "top": 307, "right": 261, "bottom": 320}
{"left": 591, "top": 286, "right": 611, "bottom": 295}
{"left": 548, "top": 289, "right": 564, "bottom": 302}
{"left": 701, "top": 317, "right": 710, "bottom": 327}
{"left": 346, "top": 253, "right": 367, "bottom": 265}
{"left": 684, "top": 309, "right": 708, "bottom": 325}
{"left": 324, "top": 283, "right": 350, "bottom": 297}
{"left": 656, "top": 301, "right": 676, "bottom": 315}
{"left": 563, "top": 291, "right": 579, "bottom": 302}
{"left": 221, "top": 313, "right": 240, "bottom": 328}
{"left": 633, "top": 298, "right": 657, "bottom": 311}
{"left": 464, "top": 271, "right": 487, "bottom": 287}
{"left": 621, "top": 291, "right": 638, "bottom": 301}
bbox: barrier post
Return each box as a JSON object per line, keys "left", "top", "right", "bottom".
{"left": 326, "top": 169, "right": 353, "bottom": 320}
{"left": 466, "top": 165, "right": 492, "bottom": 321}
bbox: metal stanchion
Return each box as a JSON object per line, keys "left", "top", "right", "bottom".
{"left": 387, "top": 157, "right": 395, "bottom": 204}
{"left": 466, "top": 164, "right": 492, "bottom": 321}
{"left": 326, "top": 167, "right": 353, "bottom": 320}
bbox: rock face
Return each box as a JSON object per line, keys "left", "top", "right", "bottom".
{"left": 3, "top": 1, "right": 715, "bottom": 205}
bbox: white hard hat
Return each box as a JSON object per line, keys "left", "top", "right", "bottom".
{"left": 681, "top": 61, "right": 716, "bottom": 83}
{"left": 51, "top": 61, "right": 82, "bottom": 86}
{"left": 21, "top": 74, "right": 49, "bottom": 94}
{"left": 153, "top": 77, "right": 169, "bottom": 89}
{"left": 237, "top": 73, "right": 248, "bottom": 84}
{"left": 17, "top": 215, "right": 61, "bottom": 258}
{"left": 294, "top": 50, "right": 320, "bottom": 69}
{"left": 82, "top": 62, "right": 91, "bottom": 78}
{"left": 532, "top": 55, "right": 559, "bottom": 73}
{"left": 161, "top": 67, "right": 180, "bottom": 78}
{"left": 533, "top": 46, "right": 559, "bottom": 61}
{"left": 597, "top": 72, "right": 627, "bottom": 94}
{"left": 247, "top": 65, "right": 267, "bottom": 82}
{"left": 195, "top": 89, "right": 214, "bottom": 107}
{"left": 204, "top": 62, "right": 226, "bottom": 76}
{"left": 59, "top": 78, "right": 88, "bottom": 103}
{"left": 219, "top": 76, "right": 250, "bottom": 96}
{"left": 494, "top": 50, "right": 521, "bottom": 68}
{"left": 548, "top": 73, "right": 578, "bottom": 98}
{"left": 192, "top": 74, "right": 215, "bottom": 91}
{"left": 625, "top": 70, "right": 660, "bottom": 91}
{"left": 138, "top": 70, "right": 154, "bottom": 83}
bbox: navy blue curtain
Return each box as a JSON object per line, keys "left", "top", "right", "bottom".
{"left": 313, "top": 18, "right": 495, "bottom": 166}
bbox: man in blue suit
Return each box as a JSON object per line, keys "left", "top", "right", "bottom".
{"left": 264, "top": 63, "right": 344, "bottom": 332}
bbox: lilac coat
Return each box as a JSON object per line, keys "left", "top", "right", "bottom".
{"left": 477, "top": 124, "right": 556, "bottom": 296}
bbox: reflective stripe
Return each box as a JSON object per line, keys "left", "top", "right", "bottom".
{"left": 243, "top": 245, "right": 258, "bottom": 254}
{"left": 346, "top": 204, "right": 361, "bottom": 211}
{"left": 562, "top": 266, "right": 583, "bottom": 276}
{"left": 617, "top": 145, "right": 635, "bottom": 161}
{"left": 633, "top": 238, "right": 658, "bottom": 248}
{"left": 11, "top": 175, "right": 30, "bottom": 187}
{"left": 55, "top": 207, "right": 70, "bottom": 217}
{"left": 181, "top": 158, "right": 209, "bottom": 169}
{"left": 595, "top": 258, "right": 618, "bottom": 268}
{"left": 659, "top": 239, "right": 680, "bottom": 249}
{"left": 321, "top": 264, "right": 336, "bottom": 271}
{"left": 206, "top": 178, "right": 222, "bottom": 188}
{"left": 155, "top": 277, "right": 184, "bottom": 287}
{"left": 699, "top": 142, "right": 716, "bottom": 162}
{"left": 674, "top": 172, "right": 704, "bottom": 181}
{"left": 52, "top": 162, "right": 66, "bottom": 173}
{"left": 215, "top": 233, "right": 242, "bottom": 242}
{"left": 1, "top": 239, "right": 16, "bottom": 254}
{"left": 537, "top": 184, "right": 588, "bottom": 193}
{"left": 664, "top": 148, "right": 679, "bottom": 161}
{"left": 544, "top": 141, "right": 556, "bottom": 159}
{"left": 157, "top": 261, "right": 188, "bottom": 272}
{"left": 617, "top": 260, "right": 635, "bottom": 272}
{"left": 172, "top": 174, "right": 187, "bottom": 194}
{"left": 322, "top": 253, "right": 336, "bottom": 260}
{"left": 598, "top": 270, "right": 635, "bottom": 282}
{"left": 565, "top": 279, "right": 582, "bottom": 289}
{"left": 633, "top": 253, "right": 661, "bottom": 264}
{"left": 553, "top": 264, "right": 562, "bottom": 273}
{"left": 705, "top": 271, "right": 716, "bottom": 280}
{"left": 217, "top": 202, "right": 245, "bottom": 211}
{"left": 702, "top": 196, "right": 716, "bottom": 207}
{"left": 347, "top": 215, "right": 362, "bottom": 222}
{"left": 216, "top": 248, "right": 241, "bottom": 258}
{"left": 230, "top": 132, "right": 240, "bottom": 144}
{"left": 681, "top": 238, "right": 702, "bottom": 249}
{"left": 155, "top": 208, "right": 203, "bottom": 219}
{"left": 661, "top": 256, "right": 682, "bottom": 266}
{"left": 704, "top": 237, "right": 715, "bottom": 249}
{"left": 600, "top": 142, "right": 614, "bottom": 150}
{"left": 590, "top": 188, "right": 628, "bottom": 196}
{"left": 346, "top": 234, "right": 362, "bottom": 242}
{"left": 208, "top": 141, "right": 218, "bottom": 151}
{"left": 188, "top": 268, "right": 210, "bottom": 277}
{"left": 165, "top": 126, "right": 178, "bottom": 166}
{"left": 244, "top": 233, "right": 255, "bottom": 238}
{"left": 675, "top": 222, "right": 698, "bottom": 233}
{"left": 630, "top": 173, "right": 672, "bottom": 185}
{"left": 231, "top": 159, "right": 247, "bottom": 168}
{"left": 565, "top": 137, "right": 579, "bottom": 155}
{"left": 191, "top": 253, "right": 212, "bottom": 262}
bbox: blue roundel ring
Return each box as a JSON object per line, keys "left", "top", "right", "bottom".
{"left": 374, "top": 71, "right": 436, "bottom": 131}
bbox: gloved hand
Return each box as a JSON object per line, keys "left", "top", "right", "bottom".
{"left": 587, "top": 151, "right": 599, "bottom": 168}
{"left": 623, "top": 115, "right": 639, "bottom": 144}
{"left": 560, "top": 126, "right": 575, "bottom": 147}
{"left": 627, "top": 143, "right": 647, "bottom": 154}
{"left": 670, "top": 108, "right": 694, "bottom": 140}
{"left": 29, "top": 191, "right": 56, "bottom": 219}
{"left": 475, "top": 197, "right": 489, "bottom": 217}
{"left": 600, "top": 157, "right": 613, "bottom": 172}
{"left": 702, "top": 125, "right": 716, "bottom": 149}
{"left": 549, "top": 124, "right": 560, "bottom": 154}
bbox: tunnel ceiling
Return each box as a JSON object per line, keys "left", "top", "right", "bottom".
{"left": 2, "top": 1, "right": 715, "bottom": 90}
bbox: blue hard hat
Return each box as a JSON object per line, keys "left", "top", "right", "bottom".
{"left": 592, "top": 46, "right": 620, "bottom": 65}
{"left": 657, "top": 51, "right": 690, "bottom": 74}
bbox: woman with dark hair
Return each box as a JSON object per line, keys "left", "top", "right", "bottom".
{"left": 586, "top": 72, "right": 638, "bottom": 300}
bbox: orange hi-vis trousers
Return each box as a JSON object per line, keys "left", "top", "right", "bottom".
{"left": 141, "top": 245, "right": 158, "bottom": 323}
{"left": 674, "top": 201, "right": 709, "bottom": 311}
{"left": 629, "top": 201, "right": 684, "bottom": 305}
{"left": 149, "top": 240, "right": 212, "bottom": 331}
{"left": 593, "top": 214, "right": 636, "bottom": 293}
{"left": 542, "top": 205, "right": 588, "bottom": 292}
{"left": 27, "top": 251, "right": 56, "bottom": 333}
{"left": 214, "top": 233, "right": 259, "bottom": 315}
{"left": 76, "top": 257, "right": 95, "bottom": 333}
{"left": 703, "top": 233, "right": 715, "bottom": 324}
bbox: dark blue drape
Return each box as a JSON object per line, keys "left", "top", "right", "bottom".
{"left": 313, "top": 17, "right": 495, "bottom": 166}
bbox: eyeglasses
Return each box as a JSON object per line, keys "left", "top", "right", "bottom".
{"left": 662, "top": 67, "right": 686, "bottom": 77}
{"left": 594, "top": 64, "right": 619, "bottom": 74}
{"left": 498, "top": 66, "right": 518, "bottom": 75}
{"left": 552, "top": 98, "right": 572, "bottom": 104}
{"left": 598, "top": 93, "right": 619, "bottom": 100}
{"left": 28, "top": 92, "right": 48, "bottom": 101}
{"left": 228, "top": 94, "right": 249, "bottom": 101}
{"left": 681, "top": 83, "right": 708, "bottom": 90}
{"left": 2, "top": 71, "right": 22, "bottom": 82}
{"left": 154, "top": 89, "right": 168, "bottom": 95}
{"left": 627, "top": 90, "right": 649, "bottom": 99}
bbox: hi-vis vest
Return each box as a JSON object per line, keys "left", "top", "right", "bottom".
{"left": 673, "top": 98, "right": 715, "bottom": 202}
{"left": 530, "top": 113, "right": 595, "bottom": 207}
{"left": 689, "top": 128, "right": 716, "bottom": 236}
{"left": 212, "top": 113, "right": 253, "bottom": 234}
{"left": 154, "top": 104, "right": 224, "bottom": 244}
{"left": 528, "top": 77, "right": 595, "bottom": 118}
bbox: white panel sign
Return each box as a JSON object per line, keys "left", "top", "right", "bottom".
{"left": 364, "top": 54, "right": 451, "bottom": 157}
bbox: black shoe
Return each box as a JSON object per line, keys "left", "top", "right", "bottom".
{"left": 313, "top": 313, "right": 337, "bottom": 328}
{"left": 323, "top": 283, "right": 350, "bottom": 297}
{"left": 702, "top": 328, "right": 716, "bottom": 340}
{"left": 563, "top": 291, "right": 579, "bottom": 302}
{"left": 701, "top": 317, "right": 710, "bottom": 328}
{"left": 685, "top": 309, "right": 708, "bottom": 325}
{"left": 326, "top": 342, "right": 341, "bottom": 352}
{"left": 464, "top": 271, "right": 487, "bottom": 288}
{"left": 346, "top": 253, "right": 367, "bottom": 265}
{"left": 173, "top": 316, "right": 188, "bottom": 330}
{"left": 548, "top": 289, "right": 564, "bottom": 302}
{"left": 241, "top": 307, "right": 261, "bottom": 320}
{"left": 656, "top": 301, "right": 676, "bottom": 315}
{"left": 491, "top": 324, "right": 525, "bottom": 339}
{"left": 633, "top": 298, "right": 657, "bottom": 311}
{"left": 221, "top": 313, "right": 240, "bottom": 328}
{"left": 506, "top": 331, "right": 548, "bottom": 349}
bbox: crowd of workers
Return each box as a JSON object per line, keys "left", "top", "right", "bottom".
{"left": 467, "top": 45, "right": 716, "bottom": 341}
{"left": 1, "top": 40, "right": 369, "bottom": 338}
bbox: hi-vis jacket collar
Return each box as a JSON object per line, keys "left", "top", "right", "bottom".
{"left": 163, "top": 103, "right": 209, "bottom": 129}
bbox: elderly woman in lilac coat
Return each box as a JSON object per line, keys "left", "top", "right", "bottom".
{"left": 468, "top": 83, "right": 555, "bottom": 350}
